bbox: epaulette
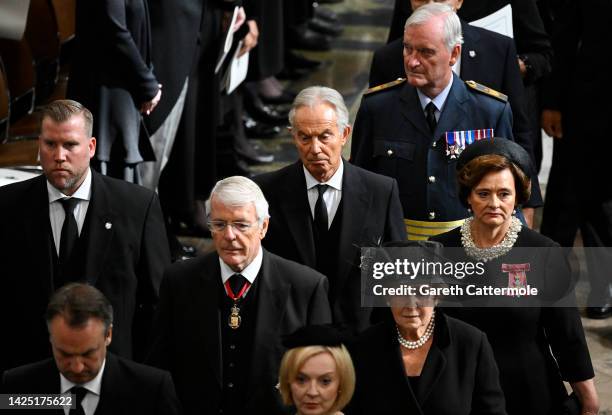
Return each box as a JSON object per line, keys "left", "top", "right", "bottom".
{"left": 465, "top": 80, "right": 508, "bottom": 102}
{"left": 364, "top": 78, "right": 406, "bottom": 95}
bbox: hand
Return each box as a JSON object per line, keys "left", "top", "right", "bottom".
{"left": 522, "top": 207, "right": 534, "bottom": 229}
{"left": 517, "top": 57, "right": 527, "bottom": 78}
{"left": 141, "top": 84, "right": 162, "bottom": 115}
{"left": 541, "top": 109, "right": 563, "bottom": 138}
{"left": 238, "top": 20, "right": 259, "bottom": 57}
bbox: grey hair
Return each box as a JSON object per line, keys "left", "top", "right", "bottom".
{"left": 205, "top": 176, "right": 270, "bottom": 225}
{"left": 404, "top": 3, "right": 464, "bottom": 52}
{"left": 288, "top": 86, "right": 350, "bottom": 132}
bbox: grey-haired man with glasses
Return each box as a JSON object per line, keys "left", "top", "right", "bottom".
{"left": 147, "top": 176, "right": 331, "bottom": 415}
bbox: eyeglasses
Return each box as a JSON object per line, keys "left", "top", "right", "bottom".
{"left": 207, "top": 220, "right": 258, "bottom": 233}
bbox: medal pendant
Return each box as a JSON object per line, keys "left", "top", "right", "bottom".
{"left": 229, "top": 304, "right": 241, "bottom": 329}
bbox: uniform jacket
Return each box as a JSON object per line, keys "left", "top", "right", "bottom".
{"left": 146, "top": 249, "right": 332, "bottom": 415}
{"left": 369, "top": 20, "right": 537, "bottom": 169}
{"left": 0, "top": 171, "right": 170, "bottom": 372}
{"left": 346, "top": 312, "right": 507, "bottom": 415}
{"left": 1, "top": 353, "right": 181, "bottom": 415}
{"left": 351, "top": 74, "right": 514, "bottom": 221}
{"left": 254, "top": 160, "right": 406, "bottom": 331}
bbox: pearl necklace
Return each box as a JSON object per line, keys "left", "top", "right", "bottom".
{"left": 461, "top": 216, "right": 522, "bottom": 262}
{"left": 396, "top": 311, "right": 436, "bottom": 349}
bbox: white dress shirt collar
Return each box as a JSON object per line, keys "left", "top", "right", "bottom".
{"left": 302, "top": 161, "right": 343, "bottom": 191}
{"left": 47, "top": 167, "right": 92, "bottom": 204}
{"left": 219, "top": 246, "right": 263, "bottom": 285}
{"left": 60, "top": 358, "right": 105, "bottom": 415}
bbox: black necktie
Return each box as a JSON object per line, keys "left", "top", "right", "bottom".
{"left": 425, "top": 102, "right": 437, "bottom": 133}
{"left": 70, "top": 386, "right": 87, "bottom": 415}
{"left": 229, "top": 273, "right": 247, "bottom": 297}
{"left": 59, "top": 198, "right": 79, "bottom": 265}
{"left": 314, "top": 184, "right": 329, "bottom": 234}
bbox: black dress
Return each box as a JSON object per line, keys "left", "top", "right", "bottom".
{"left": 431, "top": 226, "right": 594, "bottom": 415}
{"left": 346, "top": 312, "right": 507, "bottom": 415}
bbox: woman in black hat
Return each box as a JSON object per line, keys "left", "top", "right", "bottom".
{"left": 278, "top": 325, "right": 355, "bottom": 415}
{"left": 348, "top": 241, "right": 507, "bottom": 415}
{"left": 430, "top": 137, "right": 599, "bottom": 414}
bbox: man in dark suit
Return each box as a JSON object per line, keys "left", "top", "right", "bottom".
{"left": 540, "top": 1, "right": 612, "bottom": 318}
{"left": 0, "top": 100, "right": 170, "bottom": 373}
{"left": 369, "top": 0, "right": 534, "bottom": 167}
{"left": 1, "top": 284, "right": 181, "bottom": 415}
{"left": 147, "top": 176, "right": 331, "bottom": 415}
{"left": 351, "top": 3, "right": 539, "bottom": 239}
{"left": 254, "top": 86, "right": 406, "bottom": 331}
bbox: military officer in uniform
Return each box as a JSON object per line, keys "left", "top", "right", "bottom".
{"left": 351, "top": 3, "right": 541, "bottom": 240}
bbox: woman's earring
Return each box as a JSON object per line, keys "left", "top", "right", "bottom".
{"left": 512, "top": 209, "right": 517, "bottom": 215}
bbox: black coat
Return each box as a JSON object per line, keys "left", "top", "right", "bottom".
{"left": 146, "top": 249, "right": 332, "bottom": 415}
{"left": 431, "top": 227, "right": 595, "bottom": 415}
{"left": 369, "top": 20, "right": 535, "bottom": 166}
{"left": 0, "top": 171, "right": 171, "bottom": 373}
{"left": 346, "top": 312, "right": 507, "bottom": 415}
{"left": 1, "top": 353, "right": 181, "bottom": 415}
{"left": 68, "top": 0, "right": 159, "bottom": 166}
{"left": 254, "top": 160, "right": 406, "bottom": 331}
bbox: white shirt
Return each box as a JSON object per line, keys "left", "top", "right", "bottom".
{"left": 303, "top": 162, "right": 343, "bottom": 229}
{"left": 416, "top": 75, "right": 454, "bottom": 124}
{"left": 47, "top": 168, "right": 92, "bottom": 255}
{"left": 60, "top": 358, "right": 105, "bottom": 415}
{"left": 219, "top": 247, "right": 263, "bottom": 296}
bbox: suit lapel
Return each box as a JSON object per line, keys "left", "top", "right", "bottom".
{"left": 399, "top": 83, "right": 432, "bottom": 138}
{"left": 96, "top": 353, "right": 119, "bottom": 414}
{"left": 435, "top": 75, "right": 469, "bottom": 139}
{"left": 24, "top": 176, "right": 55, "bottom": 294}
{"left": 199, "top": 256, "right": 223, "bottom": 387}
{"left": 335, "top": 162, "right": 371, "bottom": 292}
{"left": 83, "top": 172, "right": 116, "bottom": 286}
{"left": 386, "top": 331, "right": 425, "bottom": 415}
{"left": 413, "top": 314, "right": 450, "bottom": 406}
{"left": 460, "top": 21, "right": 481, "bottom": 81}
{"left": 277, "top": 162, "right": 316, "bottom": 266}
{"left": 246, "top": 251, "right": 289, "bottom": 403}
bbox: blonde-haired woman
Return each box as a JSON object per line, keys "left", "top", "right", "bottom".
{"left": 279, "top": 326, "right": 355, "bottom": 415}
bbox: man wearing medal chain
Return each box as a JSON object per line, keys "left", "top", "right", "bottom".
{"left": 147, "top": 176, "right": 332, "bottom": 415}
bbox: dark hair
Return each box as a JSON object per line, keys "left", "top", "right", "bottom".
{"left": 457, "top": 154, "right": 531, "bottom": 207}
{"left": 41, "top": 100, "right": 93, "bottom": 137}
{"left": 45, "top": 283, "right": 113, "bottom": 333}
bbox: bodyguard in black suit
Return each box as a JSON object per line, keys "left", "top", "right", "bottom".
{"left": 369, "top": 12, "right": 534, "bottom": 166}
{"left": 255, "top": 86, "right": 406, "bottom": 331}
{"left": 147, "top": 176, "right": 331, "bottom": 415}
{"left": 0, "top": 101, "right": 170, "bottom": 373}
{"left": 1, "top": 284, "right": 181, "bottom": 415}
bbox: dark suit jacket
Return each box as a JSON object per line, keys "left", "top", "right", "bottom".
{"left": 254, "top": 160, "right": 406, "bottom": 331}
{"left": 369, "top": 20, "right": 536, "bottom": 167}
{"left": 346, "top": 313, "right": 507, "bottom": 415}
{"left": 146, "top": 249, "right": 332, "bottom": 415}
{"left": 351, "top": 74, "right": 517, "bottom": 220}
{"left": 0, "top": 171, "right": 170, "bottom": 372}
{"left": 431, "top": 227, "right": 594, "bottom": 415}
{"left": 1, "top": 353, "right": 181, "bottom": 415}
